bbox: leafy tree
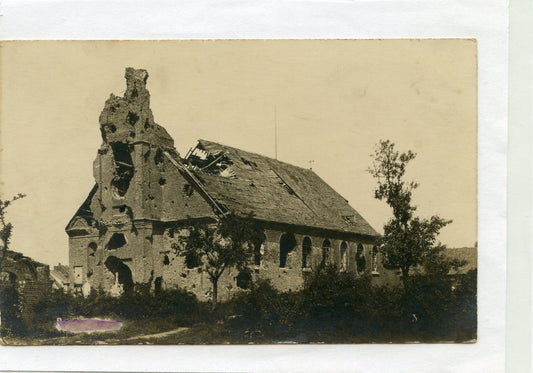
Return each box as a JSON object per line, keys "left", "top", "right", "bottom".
{"left": 368, "top": 140, "right": 454, "bottom": 280}
{"left": 0, "top": 193, "right": 26, "bottom": 271}
{"left": 173, "top": 212, "right": 264, "bottom": 307}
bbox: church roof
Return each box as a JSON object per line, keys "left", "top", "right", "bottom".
{"left": 182, "top": 139, "right": 378, "bottom": 237}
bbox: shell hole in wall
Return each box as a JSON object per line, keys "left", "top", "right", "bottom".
{"left": 106, "top": 233, "right": 127, "bottom": 250}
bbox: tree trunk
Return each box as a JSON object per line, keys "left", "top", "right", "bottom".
{"left": 401, "top": 266, "right": 410, "bottom": 284}
{"left": 212, "top": 277, "right": 218, "bottom": 310}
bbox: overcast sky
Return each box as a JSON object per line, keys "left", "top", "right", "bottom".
{"left": 0, "top": 40, "right": 477, "bottom": 265}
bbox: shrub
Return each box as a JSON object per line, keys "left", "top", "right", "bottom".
{"left": 0, "top": 284, "right": 25, "bottom": 337}
{"left": 31, "top": 287, "right": 207, "bottom": 329}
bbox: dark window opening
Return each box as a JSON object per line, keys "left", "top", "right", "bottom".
{"left": 321, "top": 239, "right": 331, "bottom": 268}
{"left": 88, "top": 242, "right": 98, "bottom": 257}
{"left": 111, "top": 143, "right": 134, "bottom": 197}
{"left": 154, "top": 277, "right": 162, "bottom": 295}
{"left": 340, "top": 241, "right": 348, "bottom": 271}
{"left": 106, "top": 233, "right": 127, "bottom": 250}
{"left": 114, "top": 205, "right": 127, "bottom": 213}
{"left": 280, "top": 233, "right": 297, "bottom": 268}
{"left": 104, "top": 256, "right": 133, "bottom": 296}
{"left": 163, "top": 255, "right": 170, "bottom": 265}
{"left": 252, "top": 233, "right": 266, "bottom": 266}
{"left": 356, "top": 244, "right": 366, "bottom": 273}
{"left": 372, "top": 246, "right": 379, "bottom": 274}
{"left": 302, "top": 237, "right": 312, "bottom": 268}
{"left": 111, "top": 142, "right": 133, "bottom": 165}
{"left": 236, "top": 269, "right": 252, "bottom": 289}
{"left": 0, "top": 271, "right": 18, "bottom": 283}
{"left": 154, "top": 149, "right": 164, "bottom": 165}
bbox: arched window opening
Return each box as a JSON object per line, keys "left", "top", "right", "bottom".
{"left": 163, "top": 255, "right": 170, "bottom": 265}
{"left": 356, "top": 244, "right": 366, "bottom": 273}
{"left": 280, "top": 233, "right": 297, "bottom": 268}
{"left": 340, "top": 241, "right": 348, "bottom": 272}
{"left": 104, "top": 256, "right": 134, "bottom": 296}
{"left": 321, "top": 239, "right": 331, "bottom": 268}
{"left": 372, "top": 246, "right": 379, "bottom": 275}
{"left": 302, "top": 237, "right": 312, "bottom": 269}
{"left": 88, "top": 242, "right": 98, "bottom": 257}
{"left": 106, "top": 233, "right": 127, "bottom": 250}
{"left": 253, "top": 233, "right": 266, "bottom": 267}
{"left": 0, "top": 271, "right": 17, "bottom": 283}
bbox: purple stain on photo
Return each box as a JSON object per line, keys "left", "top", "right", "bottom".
{"left": 56, "top": 317, "right": 122, "bottom": 333}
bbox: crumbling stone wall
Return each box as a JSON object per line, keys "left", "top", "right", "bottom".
{"left": 0, "top": 252, "right": 51, "bottom": 321}
{"left": 67, "top": 68, "right": 216, "bottom": 296}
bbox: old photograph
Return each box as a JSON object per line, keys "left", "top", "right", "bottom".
{"left": 0, "top": 39, "right": 477, "bottom": 345}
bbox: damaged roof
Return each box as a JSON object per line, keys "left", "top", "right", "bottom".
{"left": 183, "top": 139, "right": 378, "bottom": 237}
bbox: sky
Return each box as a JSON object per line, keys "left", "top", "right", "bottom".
{"left": 0, "top": 40, "right": 477, "bottom": 265}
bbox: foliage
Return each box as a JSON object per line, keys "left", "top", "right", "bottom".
{"left": 172, "top": 212, "right": 264, "bottom": 306}
{"left": 0, "top": 193, "right": 26, "bottom": 269}
{"left": 401, "top": 269, "right": 477, "bottom": 341}
{"left": 22, "top": 269, "right": 476, "bottom": 343}
{"left": 31, "top": 288, "right": 208, "bottom": 328}
{"left": 368, "top": 140, "right": 454, "bottom": 278}
{"left": 0, "top": 193, "right": 26, "bottom": 338}
{"left": 0, "top": 284, "right": 25, "bottom": 337}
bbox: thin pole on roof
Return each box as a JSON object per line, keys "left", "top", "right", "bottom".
{"left": 274, "top": 106, "right": 278, "bottom": 160}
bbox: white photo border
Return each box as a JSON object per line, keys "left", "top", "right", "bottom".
{"left": 0, "top": 1, "right": 508, "bottom": 372}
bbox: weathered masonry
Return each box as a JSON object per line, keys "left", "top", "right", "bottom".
{"left": 0, "top": 250, "right": 52, "bottom": 321}
{"left": 66, "top": 68, "right": 396, "bottom": 301}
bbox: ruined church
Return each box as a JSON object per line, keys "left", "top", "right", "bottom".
{"left": 66, "top": 68, "right": 394, "bottom": 301}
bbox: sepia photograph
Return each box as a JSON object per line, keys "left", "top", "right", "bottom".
{"left": 0, "top": 39, "right": 477, "bottom": 346}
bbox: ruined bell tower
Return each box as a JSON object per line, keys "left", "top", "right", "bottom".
{"left": 66, "top": 68, "right": 212, "bottom": 295}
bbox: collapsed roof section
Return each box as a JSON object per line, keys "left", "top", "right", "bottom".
{"left": 182, "top": 139, "right": 378, "bottom": 237}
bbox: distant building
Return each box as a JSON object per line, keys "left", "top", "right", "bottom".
{"left": 50, "top": 264, "right": 70, "bottom": 292}
{"left": 66, "top": 68, "right": 396, "bottom": 301}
